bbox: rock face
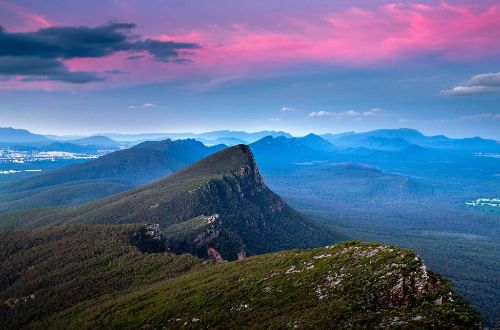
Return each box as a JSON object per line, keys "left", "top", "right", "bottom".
{"left": 168, "top": 145, "right": 338, "bottom": 258}
{"left": 159, "top": 144, "right": 340, "bottom": 261}
{"left": 207, "top": 247, "right": 224, "bottom": 262}
{"left": 164, "top": 214, "right": 247, "bottom": 261}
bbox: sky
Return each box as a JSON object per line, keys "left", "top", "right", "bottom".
{"left": 0, "top": 0, "right": 499, "bottom": 139}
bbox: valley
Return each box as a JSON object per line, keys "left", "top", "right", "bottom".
{"left": 256, "top": 161, "right": 499, "bottom": 325}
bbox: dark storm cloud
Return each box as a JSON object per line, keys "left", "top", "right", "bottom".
{"left": 0, "top": 56, "right": 105, "bottom": 83}
{"left": 129, "top": 39, "right": 199, "bottom": 62}
{"left": 0, "top": 23, "right": 200, "bottom": 60}
{"left": 0, "top": 23, "right": 200, "bottom": 83}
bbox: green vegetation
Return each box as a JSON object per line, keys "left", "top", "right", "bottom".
{"left": 259, "top": 165, "right": 500, "bottom": 326}
{"left": 0, "top": 225, "right": 481, "bottom": 329}
{"left": 0, "top": 224, "right": 202, "bottom": 329}
{"left": 42, "top": 241, "right": 485, "bottom": 328}
{"left": 0, "top": 145, "right": 343, "bottom": 259}
{"left": 0, "top": 139, "right": 224, "bottom": 212}
{"left": 0, "top": 143, "right": 489, "bottom": 328}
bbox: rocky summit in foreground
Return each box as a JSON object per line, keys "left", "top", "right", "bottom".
{"left": 61, "top": 242, "right": 480, "bottom": 329}
{"left": 0, "top": 224, "right": 481, "bottom": 329}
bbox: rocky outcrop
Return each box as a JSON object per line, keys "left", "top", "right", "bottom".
{"left": 378, "top": 255, "right": 442, "bottom": 308}
{"left": 207, "top": 247, "right": 224, "bottom": 262}
{"left": 129, "top": 224, "right": 167, "bottom": 253}
{"left": 237, "top": 248, "right": 247, "bottom": 260}
{"left": 164, "top": 214, "right": 246, "bottom": 261}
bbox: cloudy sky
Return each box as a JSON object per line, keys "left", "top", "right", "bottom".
{"left": 0, "top": 0, "right": 499, "bottom": 138}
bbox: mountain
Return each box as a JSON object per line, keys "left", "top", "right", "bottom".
{"left": 321, "top": 131, "right": 356, "bottom": 142}
{"left": 292, "top": 133, "right": 337, "bottom": 152}
{"left": 0, "top": 139, "right": 224, "bottom": 211}
{"left": 194, "top": 137, "right": 248, "bottom": 146}
{"left": 101, "top": 130, "right": 293, "bottom": 143}
{"left": 36, "top": 142, "right": 102, "bottom": 153}
{"left": 249, "top": 134, "right": 497, "bottom": 183}
{"left": 65, "top": 135, "right": 121, "bottom": 148}
{"left": 0, "top": 127, "right": 52, "bottom": 144}
{"left": 328, "top": 129, "right": 422, "bottom": 151}
{"left": 0, "top": 225, "right": 481, "bottom": 329}
{"left": 43, "top": 134, "right": 87, "bottom": 141}
{"left": 0, "top": 145, "right": 342, "bottom": 259}
{"left": 194, "top": 130, "right": 293, "bottom": 143}
{"left": 343, "top": 136, "right": 415, "bottom": 151}
{"left": 250, "top": 135, "right": 332, "bottom": 166}
{"left": 326, "top": 128, "right": 500, "bottom": 153}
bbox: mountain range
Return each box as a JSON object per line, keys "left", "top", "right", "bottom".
{"left": 0, "top": 139, "right": 224, "bottom": 211}
{"left": 0, "top": 127, "right": 123, "bottom": 152}
{"left": 87, "top": 130, "right": 292, "bottom": 144}
{"left": 2, "top": 129, "right": 496, "bottom": 213}
{"left": 0, "top": 127, "right": 496, "bottom": 327}
{"left": 2, "top": 126, "right": 498, "bottom": 154}
{"left": 0, "top": 145, "right": 341, "bottom": 258}
{"left": 321, "top": 128, "right": 500, "bottom": 152}
{"left": 0, "top": 144, "right": 482, "bottom": 329}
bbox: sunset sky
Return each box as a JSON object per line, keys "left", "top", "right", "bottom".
{"left": 1, "top": 0, "right": 499, "bottom": 138}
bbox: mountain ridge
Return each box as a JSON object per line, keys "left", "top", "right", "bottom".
{"left": 0, "top": 145, "right": 343, "bottom": 259}
{"left": 0, "top": 127, "right": 52, "bottom": 144}
{"left": 0, "top": 139, "right": 225, "bottom": 212}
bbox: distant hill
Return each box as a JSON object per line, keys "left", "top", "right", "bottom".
{"left": 320, "top": 131, "right": 356, "bottom": 142}
{"left": 248, "top": 133, "right": 499, "bottom": 184}
{"left": 0, "top": 139, "right": 224, "bottom": 211}
{"left": 0, "top": 127, "right": 51, "bottom": 144}
{"left": 0, "top": 225, "right": 481, "bottom": 329}
{"left": 250, "top": 135, "right": 332, "bottom": 165}
{"left": 262, "top": 162, "right": 434, "bottom": 210}
{"left": 194, "top": 137, "right": 248, "bottom": 146}
{"left": 102, "top": 130, "right": 292, "bottom": 143}
{"left": 0, "top": 145, "right": 342, "bottom": 259}
{"left": 293, "top": 133, "right": 337, "bottom": 152}
{"left": 194, "top": 130, "right": 292, "bottom": 143}
{"left": 336, "top": 136, "right": 416, "bottom": 151}
{"left": 36, "top": 142, "right": 102, "bottom": 153}
{"left": 65, "top": 135, "right": 120, "bottom": 148}
{"left": 324, "top": 128, "right": 500, "bottom": 152}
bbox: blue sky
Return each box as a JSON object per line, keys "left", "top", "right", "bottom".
{"left": 0, "top": 0, "right": 499, "bottom": 138}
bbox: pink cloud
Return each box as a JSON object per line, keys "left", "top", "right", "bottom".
{"left": 98, "top": 1, "right": 497, "bottom": 87}
{"left": 183, "top": 2, "right": 500, "bottom": 67}
{"left": 0, "top": 1, "right": 51, "bottom": 31}
{"left": 2, "top": 2, "right": 500, "bottom": 90}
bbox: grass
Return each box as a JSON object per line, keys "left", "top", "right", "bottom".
{"left": 32, "top": 240, "right": 481, "bottom": 329}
